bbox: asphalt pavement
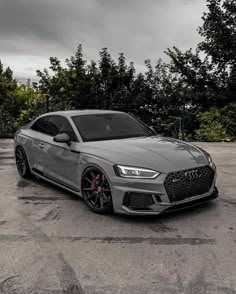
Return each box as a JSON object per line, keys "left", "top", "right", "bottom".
{"left": 0, "top": 139, "right": 235, "bottom": 294}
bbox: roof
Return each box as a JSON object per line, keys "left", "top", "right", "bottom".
{"left": 41, "top": 109, "right": 123, "bottom": 118}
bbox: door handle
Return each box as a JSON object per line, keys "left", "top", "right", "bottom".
{"left": 39, "top": 143, "right": 45, "bottom": 149}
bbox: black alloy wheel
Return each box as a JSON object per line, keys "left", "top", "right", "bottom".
{"left": 15, "top": 146, "right": 31, "bottom": 179}
{"left": 82, "top": 167, "right": 113, "bottom": 214}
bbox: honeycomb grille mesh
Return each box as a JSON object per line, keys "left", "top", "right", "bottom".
{"left": 164, "top": 165, "right": 215, "bottom": 202}
{"left": 123, "top": 193, "right": 155, "bottom": 210}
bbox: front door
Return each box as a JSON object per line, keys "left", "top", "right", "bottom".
{"left": 41, "top": 115, "right": 80, "bottom": 192}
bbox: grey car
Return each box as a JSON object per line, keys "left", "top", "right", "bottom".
{"left": 14, "top": 110, "right": 218, "bottom": 215}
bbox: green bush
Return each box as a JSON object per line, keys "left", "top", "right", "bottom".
{"left": 220, "top": 103, "right": 236, "bottom": 137}
{"left": 195, "top": 108, "right": 232, "bottom": 142}
{"left": 14, "top": 85, "right": 47, "bottom": 130}
{"left": 0, "top": 85, "right": 47, "bottom": 134}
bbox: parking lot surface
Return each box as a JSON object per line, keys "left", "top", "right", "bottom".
{"left": 0, "top": 139, "right": 235, "bottom": 294}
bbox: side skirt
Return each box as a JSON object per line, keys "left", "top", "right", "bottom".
{"left": 31, "top": 168, "right": 82, "bottom": 198}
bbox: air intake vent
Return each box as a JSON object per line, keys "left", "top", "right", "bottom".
{"left": 123, "top": 192, "right": 155, "bottom": 210}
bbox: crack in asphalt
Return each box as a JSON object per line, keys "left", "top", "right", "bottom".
{"left": 18, "top": 196, "right": 79, "bottom": 201}
{"left": 0, "top": 233, "right": 216, "bottom": 245}
{"left": 0, "top": 156, "right": 14, "bottom": 160}
{"left": 0, "top": 162, "right": 15, "bottom": 166}
{"left": 221, "top": 198, "right": 236, "bottom": 207}
{"left": 39, "top": 208, "right": 62, "bottom": 221}
{"left": 0, "top": 276, "right": 18, "bottom": 294}
{"left": 0, "top": 234, "right": 29, "bottom": 242}
{"left": 174, "top": 268, "right": 236, "bottom": 294}
{"left": 18, "top": 213, "right": 85, "bottom": 294}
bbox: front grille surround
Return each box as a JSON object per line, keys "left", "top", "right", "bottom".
{"left": 164, "top": 165, "right": 215, "bottom": 203}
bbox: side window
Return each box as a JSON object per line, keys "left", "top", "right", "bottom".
{"left": 47, "top": 116, "right": 77, "bottom": 141}
{"left": 31, "top": 117, "right": 49, "bottom": 134}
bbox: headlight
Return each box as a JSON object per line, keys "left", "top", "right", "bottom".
{"left": 207, "top": 155, "right": 214, "bottom": 167}
{"left": 199, "top": 147, "right": 216, "bottom": 169}
{"left": 114, "top": 165, "right": 160, "bottom": 179}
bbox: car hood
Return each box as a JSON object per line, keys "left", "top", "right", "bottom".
{"left": 81, "top": 136, "right": 208, "bottom": 173}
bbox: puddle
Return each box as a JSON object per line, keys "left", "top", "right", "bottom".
{"left": 17, "top": 181, "right": 31, "bottom": 188}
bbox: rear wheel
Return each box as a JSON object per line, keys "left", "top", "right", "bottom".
{"left": 81, "top": 167, "right": 113, "bottom": 214}
{"left": 15, "top": 146, "right": 31, "bottom": 179}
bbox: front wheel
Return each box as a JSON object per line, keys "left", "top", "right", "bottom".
{"left": 81, "top": 167, "right": 113, "bottom": 214}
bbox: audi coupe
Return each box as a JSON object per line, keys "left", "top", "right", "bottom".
{"left": 14, "top": 110, "right": 218, "bottom": 215}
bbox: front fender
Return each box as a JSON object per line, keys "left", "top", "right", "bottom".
{"left": 79, "top": 153, "right": 116, "bottom": 192}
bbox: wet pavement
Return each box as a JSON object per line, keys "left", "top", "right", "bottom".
{"left": 0, "top": 139, "right": 235, "bottom": 294}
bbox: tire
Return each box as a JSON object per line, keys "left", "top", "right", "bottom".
{"left": 15, "top": 146, "right": 31, "bottom": 179}
{"left": 81, "top": 166, "right": 113, "bottom": 214}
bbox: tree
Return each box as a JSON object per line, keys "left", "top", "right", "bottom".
{"left": 166, "top": 0, "right": 236, "bottom": 105}
{"left": 14, "top": 85, "right": 47, "bottom": 128}
{"left": 35, "top": 1, "right": 236, "bottom": 140}
{"left": 0, "top": 61, "right": 18, "bottom": 134}
{"left": 2, "top": 0, "right": 236, "bottom": 142}
{"left": 0, "top": 61, "right": 17, "bottom": 101}
{"left": 98, "top": 48, "right": 118, "bottom": 109}
{"left": 37, "top": 58, "right": 72, "bottom": 111}
{"left": 198, "top": 0, "right": 236, "bottom": 69}
{"left": 198, "top": 0, "right": 236, "bottom": 103}
{"left": 165, "top": 0, "right": 236, "bottom": 139}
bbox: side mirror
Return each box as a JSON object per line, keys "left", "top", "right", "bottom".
{"left": 53, "top": 133, "right": 71, "bottom": 146}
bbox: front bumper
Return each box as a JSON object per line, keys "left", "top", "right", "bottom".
{"left": 110, "top": 165, "right": 217, "bottom": 215}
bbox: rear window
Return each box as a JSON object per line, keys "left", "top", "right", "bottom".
{"left": 31, "top": 117, "right": 49, "bottom": 134}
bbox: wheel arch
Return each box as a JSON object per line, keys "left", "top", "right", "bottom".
{"left": 15, "top": 144, "right": 26, "bottom": 155}
{"left": 79, "top": 153, "right": 115, "bottom": 189}
{"left": 80, "top": 162, "right": 114, "bottom": 196}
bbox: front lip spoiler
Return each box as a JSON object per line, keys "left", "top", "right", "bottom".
{"left": 118, "top": 187, "right": 218, "bottom": 215}
{"left": 163, "top": 187, "right": 218, "bottom": 213}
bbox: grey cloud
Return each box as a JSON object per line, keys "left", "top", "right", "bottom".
{"left": 0, "top": 0, "right": 206, "bottom": 79}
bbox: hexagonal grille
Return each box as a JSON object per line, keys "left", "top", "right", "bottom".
{"left": 164, "top": 165, "right": 215, "bottom": 202}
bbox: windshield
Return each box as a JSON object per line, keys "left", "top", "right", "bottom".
{"left": 72, "top": 113, "right": 156, "bottom": 142}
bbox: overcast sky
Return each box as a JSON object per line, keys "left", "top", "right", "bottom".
{"left": 0, "top": 0, "right": 207, "bottom": 81}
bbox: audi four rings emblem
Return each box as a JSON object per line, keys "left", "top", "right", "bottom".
{"left": 185, "top": 170, "right": 202, "bottom": 180}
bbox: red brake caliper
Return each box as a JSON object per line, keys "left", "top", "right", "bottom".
{"left": 91, "top": 174, "right": 100, "bottom": 191}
